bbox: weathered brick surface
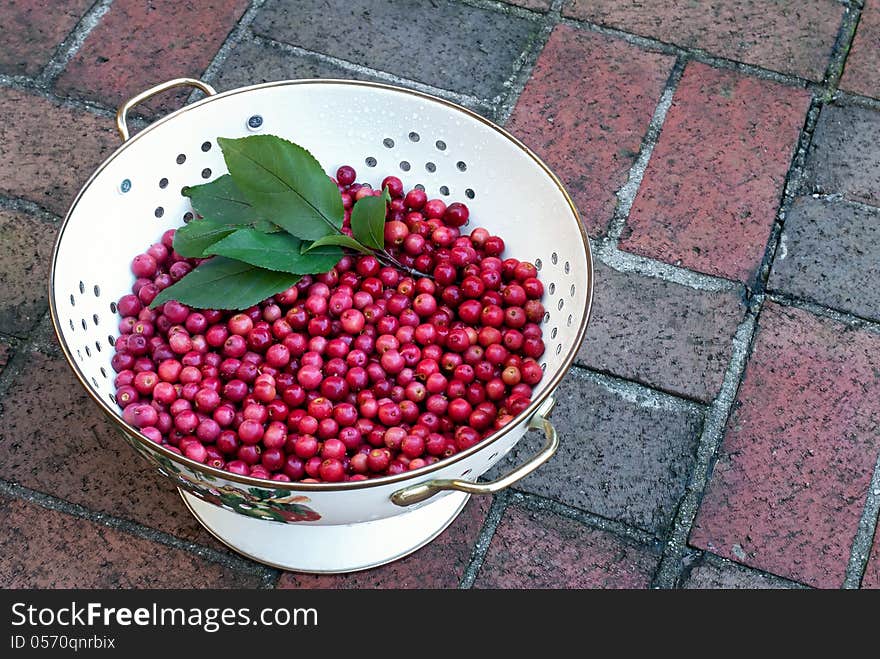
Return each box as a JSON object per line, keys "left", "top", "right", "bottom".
{"left": 563, "top": 0, "right": 843, "bottom": 81}
{"left": 506, "top": 25, "right": 674, "bottom": 236}
{"left": 0, "top": 88, "right": 117, "bottom": 215}
{"left": 691, "top": 303, "right": 880, "bottom": 588}
{"left": 0, "top": 0, "right": 93, "bottom": 76}
{"left": 277, "top": 497, "right": 489, "bottom": 589}
{"left": 0, "top": 210, "right": 56, "bottom": 336}
{"left": 619, "top": 63, "right": 811, "bottom": 282}
{"left": 56, "top": 0, "right": 249, "bottom": 111}
{"left": 577, "top": 261, "right": 746, "bottom": 402}
{"left": 474, "top": 506, "right": 659, "bottom": 588}
{"left": 0, "top": 350, "right": 217, "bottom": 544}
{"left": 252, "top": 0, "right": 540, "bottom": 99}
{"left": 487, "top": 368, "right": 702, "bottom": 535}
{"left": 769, "top": 196, "right": 880, "bottom": 322}
{"left": 840, "top": 0, "right": 880, "bottom": 99}
{"left": 864, "top": 535, "right": 880, "bottom": 588}
{"left": 211, "top": 38, "right": 489, "bottom": 116}
{"left": 0, "top": 495, "right": 260, "bottom": 588}
{"left": 804, "top": 103, "right": 880, "bottom": 207}
{"left": 682, "top": 558, "right": 803, "bottom": 589}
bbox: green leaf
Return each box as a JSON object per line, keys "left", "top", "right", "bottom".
{"left": 182, "top": 174, "right": 261, "bottom": 224}
{"left": 205, "top": 229, "right": 343, "bottom": 274}
{"left": 217, "top": 135, "right": 343, "bottom": 241}
{"left": 150, "top": 257, "right": 299, "bottom": 310}
{"left": 172, "top": 218, "right": 239, "bottom": 258}
{"left": 304, "top": 234, "right": 371, "bottom": 254}
{"left": 351, "top": 188, "right": 390, "bottom": 250}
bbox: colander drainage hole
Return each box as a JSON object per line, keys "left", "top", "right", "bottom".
{"left": 365, "top": 157, "right": 377, "bottom": 167}
{"left": 183, "top": 212, "right": 194, "bottom": 223}
{"left": 81, "top": 319, "right": 87, "bottom": 330}
{"left": 415, "top": 183, "right": 425, "bottom": 191}
{"left": 456, "top": 161, "right": 467, "bottom": 172}
{"left": 176, "top": 154, "right": 186, "bottom": 165}
{"left": 567, "top": 314, "right": 573, "bottom": 327}
{"left": 154, "top": 207, "right": 164, "bottom": 218}
{"left": 93, "top": 285, "right": 100, "bottom": 297}
{"left": 92, "top": 314, "right": 99, "bottom": 325}
{"left": 408, "top": 131, "right": 420, "bottom": 142}
{"left": 548, "top": 282, "right": 555, "bottom": 295}
{"left": 435, "top": 140, "right": 446, "bottom": 151}
{"left": 108, "top": 335, "right": 115, "bottom": 346}
{"left": 535, "top": 258, "right": 542, "bottom": 271}
{"left": 79, "top": 281, "right": 84, "bottom": 294}
{"left": 551, "top": 252, "right": 558, "bottom": 265}
{"left": 201, "top": 168, "right": 212, "bottom": 179}
{"left": 555, "top": 344, "right": 562, "bottom": 355}
{"left": 399, "top": 161, "right": 411, "bottom": 172}
{"left": 465, "top": 188, "right": 475, "bottom": 199}
{"left": 425, "top": 162, "right": 436, "bottom": 173}
{"left": 383, "top": 138, "right": 394, "bottom": 148}
{"left": 100, "top": 367, "right": 107, "bottom": 378}
{"left": 109, "top": 301, "right": 117, "bottom": 314}
{"left": 439, "top": 186, "right": 449, "bottom": 196}
{"left": 69, "top": 319, "right": 75, "bottom": 331}
{"left": 551, "top": 327, "right": 557, "bottom": 339}
{"left": 159, "top": 177, "right": 168, "bottom": 189}
{"left": 95, "top": 341, "right": 102, "bottom": 352}
{"left": 201, "top": 141, "right": 212, "bottom": 152}
{"left": 570, "top": 284, "right": 575, "bottom": 297}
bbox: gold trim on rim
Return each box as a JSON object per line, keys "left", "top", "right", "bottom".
{"left": 48, "top": 78, "right": 595, "bottom": 494}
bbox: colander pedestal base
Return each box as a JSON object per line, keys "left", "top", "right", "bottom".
{"left": 179, "top": 489, "right": 470, "bottom": 573}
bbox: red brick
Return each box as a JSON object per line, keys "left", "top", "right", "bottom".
{"left": 505, "top": 25, "right": 675, "bottom": 236}
{"left": 0, "top": 209, "right": 57, "bottom": 336}
{"left": 474, "top": 506, "right": 659, "bottom": 588}
{"left": 56, "top": 0, "right": 249, "bottom": 111}
{"left": 0, "top": 350, "right": 216, "bottom": 544}
{"left": 564, "top": 0, "right": 843, "bottom": 81}
{"left": 690, "top": 303, "right": 880, "bottom": 588}
{"left": 0, "top": 87, "right": 117, "bottom": 215}
{"left": 619, "top": 63, "right": 810, "bottom": 282}
{"left": 278, "top": 497, "right": 490, "bottom": 589}
{"left": 682, "top": 558, "right": 803, "bottom": 589}
{"left": 864, "top": 534, "right": 880, "bottom": 588}
{"left": 840, "top": 0, "right": 880, "bottom": 99}
{"left": 0, "top": 0, "right": 93, "bottom": 76}
{"left": 0, "top": 494, "right": 260, "bottom": 588}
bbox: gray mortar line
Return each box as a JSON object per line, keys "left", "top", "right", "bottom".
{"left": 509, "top": 490, "right": 660, "bottom": 546}
{"left": 569, "top": 364, "right": 706, "bottom": 416}
{"left": 455, "top": 0, "right": 551, "bottom": 21}
{"left": 190, "top": 0, "right": 269, "bottom": 101}
{"left": 458, "top": 492, "right": 511, "bottom": 588}
{"left": 844, "top": 452, "right": 880, "bottom": 588}
{"left": 604, "top": 59, "right": 685, "bottom": 241}
{"left": 592, "top": 239, "right": 740, "bottom": 293}
{"left": 0, "top": 195, "right": 61, "bottom": 224}
{"left": 36, "top": 0, "right": 115, "bottom": 86}
{"left": 651, "top": 295, "right": 764, "bottom": 587}
{"left": 823, "top": 2, "right": 864, "bottom": 91}
{"left": 0, "top": 72, "right": 118, "bottom": 118}
{"left": 753, "top": 97, "right": 823, "bottom": 291}
{"left": 833, "top": 89, "right": 880, "bottom": 111}
{"left": 244, "top": 34, "right": 491, "bottom": 113}
{"left": 0, "top": 479, "right": 278, "bottom": 585}
{"left": 764, "top": 293, "right": 880, "bottom": 336}
{"left": 490, "top": 0, "right": 564, "bottom": 125}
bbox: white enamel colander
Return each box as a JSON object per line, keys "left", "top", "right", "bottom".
{"left": 49, "top": 78, "right": 593, "bottom": 573}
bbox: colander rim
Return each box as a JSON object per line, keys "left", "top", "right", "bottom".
{"left": 48, "top": 78, "right": 594, "bottom": 493}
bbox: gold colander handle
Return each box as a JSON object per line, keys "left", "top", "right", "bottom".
{"left": 390, "top": 398, "right": 559, "bottom": 507}
{"left": 116, "top": 78, "right": 217, "bottom": 141}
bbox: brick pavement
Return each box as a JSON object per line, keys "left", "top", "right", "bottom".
{"left": 1, "top": 0, "right": 878, "bottom": 589}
